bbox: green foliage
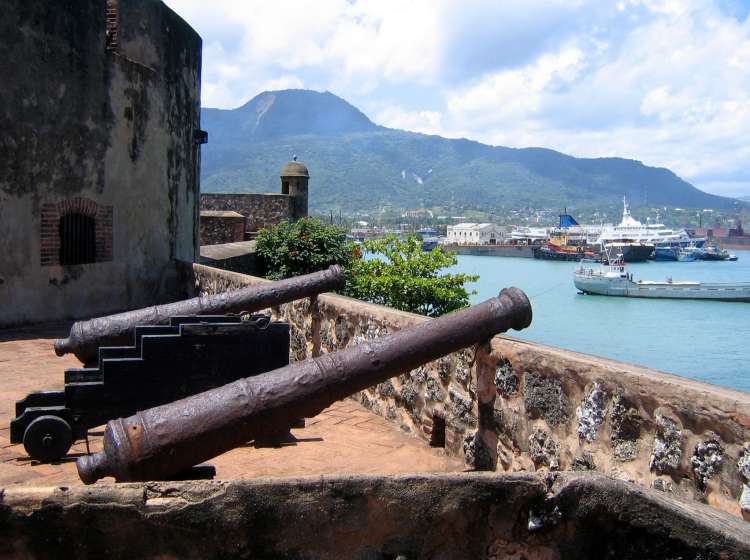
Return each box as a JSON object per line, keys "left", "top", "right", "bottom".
{"left": 255, "top": 218, "right": 354, "bottom": 280}
{"left": 345, "top": 236, "right": 479, "bottom": 317}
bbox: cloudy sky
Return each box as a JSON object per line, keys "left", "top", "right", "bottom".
{"left": 164, "top": 0, "right": 750, "bottom": 198}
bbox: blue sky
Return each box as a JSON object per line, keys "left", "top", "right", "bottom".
{"left": 165, "top": 0, "right": 750, "bottom": 198}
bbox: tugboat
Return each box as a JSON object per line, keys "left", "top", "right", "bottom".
{"left": 533, "top": 210, "right": 601, "bottom": 261}
{"left": 574, "top": 254, "right": 750, "bottom": 302}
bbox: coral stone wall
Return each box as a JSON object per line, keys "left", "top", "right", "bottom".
{"left": 201, "top": 193, "right": 293, "bottom": 232}
{"left": 199, "top": 213, "right": 246, "bottom": 245}
{"left": 188, "top": 263, "right": 750, "bottom": 521}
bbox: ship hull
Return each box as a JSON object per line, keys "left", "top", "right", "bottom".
{"left": 574, "top": 276, "right": 750, "bottom": 302}
{"left": 603, "top": 244, "right": 654, "bottom": 262}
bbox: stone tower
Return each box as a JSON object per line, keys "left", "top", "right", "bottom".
{"left": 280, "top": 157, "right": 309, "bottom": 221}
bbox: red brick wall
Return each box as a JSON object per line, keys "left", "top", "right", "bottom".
{"left": 40, "top": 198, "right": 113, "bottom": 266}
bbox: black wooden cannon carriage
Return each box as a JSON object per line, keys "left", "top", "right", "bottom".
{"left": 11, "top": 315, "right": 290, "bottom": 462}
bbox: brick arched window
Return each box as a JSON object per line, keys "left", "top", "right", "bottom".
{"left": 59, "top": 212, "right": 96, "bottom": 265}
{"left": 40, "top": 198, "right": 113, "bottom": 266}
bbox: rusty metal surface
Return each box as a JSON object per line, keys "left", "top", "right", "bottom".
{"left": 77, "top": 287, "right": 532, "bottom": 484}
{"left": 54, "top": 265, "right": 346, "bottom": 363}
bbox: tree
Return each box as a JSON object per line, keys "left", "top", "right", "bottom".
{"left": 346, "top": 235, "right": 478, "bottom": 317}
{"left": 255, "top": 217, "right": 355, "bottom": 280}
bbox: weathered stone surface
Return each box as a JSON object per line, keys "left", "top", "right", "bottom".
{"left": 437, "top": 357, "right": 452, "bottom": 383}
{"left": 572, "top": 450, "right": 596, "bottom": 471}
{"left": 652, "top": 478, "right": 674, "bottom": 493}
{"left": 289, "top": 327, "right": 307, "bottom": 361}
{"left": 610, "top": 391, "right": 643, "bottom": 462}
{"left": 528, "top": 428, "right": 560, "bottom": 470}
{"left": 455, "top": 349, "right": 473, "bottom": 386}
{"left": 1, "top": 0, "right": 201, "bottom": 327}
{"left": 425, "top": 377, "right": 444, "bottom": 402}
{"left": 376, "top": 380, "right": 396, "bottom": 398}
{"left": 738, "top": 443, "right": 750, "bottom": 482}
{"left": 463, "top": 432, "right": 492, "bottom": 470}
{"left": 528, "top": 505, "right": 562, "bottom": 531}
{"left": 741, "top": 484, "right": 750, "bottom": 515}
{"left": 523, "top": 371, "right": 570, "bottom": 426}
{"left": 201, "top": 193, "right": 294, "bottom": 232}
{"left": 494, "top": 359, "right": 519, "bottom": 397}
{"left": 650, "top": 412, "right": 683, "bottom": 474}
{"left": 398, "top": 382, "right": 418, "bottom": 409}
{"left": 4, "top": 473, "right": 749, "bottom": 559}
{"left": 691, "top": 439, "right": 724, "bottom": 490}
{"left": 411, "top": 366, "right": 428, "bottom": 384}
{"left": 449, "top": 389, "right": 476, "bottom": 427}
{"left": 576, "top": 382, "right": 607, "bottom": 442}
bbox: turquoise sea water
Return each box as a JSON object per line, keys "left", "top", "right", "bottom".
{"left": 450, "top": 250, "right": 750, "bottom": 393}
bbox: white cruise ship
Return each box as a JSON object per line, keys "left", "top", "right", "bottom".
{"left": 597, "top": 198, "right": 701, "bottom": 247}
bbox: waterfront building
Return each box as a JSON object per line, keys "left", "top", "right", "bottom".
{"left": 446, "top": 223, "right": 503, "bottom": 245}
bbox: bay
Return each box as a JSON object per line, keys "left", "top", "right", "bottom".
{"left": 451, "top": 249, "right": 750, "bottom": 393}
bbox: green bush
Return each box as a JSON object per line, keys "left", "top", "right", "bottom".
{"left": 346, "top": 235, "right": 478, "bottom": 317}
{"left": 255, "top": 218, "right": 355, "bottom": 280}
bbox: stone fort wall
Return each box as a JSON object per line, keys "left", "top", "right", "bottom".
{"left": 201, "top": 193, "right": 294, "bottom": 233}
{"left": 189, "top": 262, "right": 750, "bottom": 521}
{"left": 0, "top": 0, "right": 202, "bottom": 327}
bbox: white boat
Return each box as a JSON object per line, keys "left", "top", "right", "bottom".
{"left": 597, "top": 197, "right": 703, "bottom": 248}
{"left": 574, "top": 256, "right": 750, "bottom": 302}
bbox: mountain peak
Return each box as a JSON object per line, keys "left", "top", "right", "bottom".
{"left": 204, "top": 89, "right": 377, "bottom": 142}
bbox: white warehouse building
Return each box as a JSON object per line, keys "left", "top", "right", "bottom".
{"left": 446, "top": 223, "right": 503, "bottom": 245}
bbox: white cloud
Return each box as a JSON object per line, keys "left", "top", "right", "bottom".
{"left": 374, "top": 106, "right": 444, "bottom": 136}
{"left": 164, "top": 0, "right": 750, "bottom": 197}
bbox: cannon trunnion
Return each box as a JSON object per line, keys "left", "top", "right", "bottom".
{"left": 11, "top": 315, "right": 289, "bottom": 462}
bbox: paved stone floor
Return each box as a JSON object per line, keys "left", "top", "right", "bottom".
{"left": 0, "top": 323, "right": 464, "bottom": 487}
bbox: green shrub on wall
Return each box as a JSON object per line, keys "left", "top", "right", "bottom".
{"left": 257, "top": 221, "right": 478, "bottom": 317}
{"left": 347, "top": 235, "right": 478, "bottom": 317}
{"left": 255, "top": 218, "right": 355, "bottom": 280}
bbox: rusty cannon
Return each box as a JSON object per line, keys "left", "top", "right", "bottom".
{"left": 77, "top": 287, "right": 532, "bottom": 484}
{"left": 55, "top": 265, "right": 346, "bottom": 364}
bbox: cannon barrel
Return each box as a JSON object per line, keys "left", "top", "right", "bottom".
{"left": 55, "top": 265, "right": 346, "bottom": 363}
{"left": 77, "top": 287, "right": 531, "bottom": 484}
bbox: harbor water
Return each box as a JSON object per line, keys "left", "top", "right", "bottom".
{"left": 452, "top": 250, "right": 750, "bottom": 393}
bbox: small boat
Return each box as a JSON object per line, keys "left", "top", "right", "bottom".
{"left": 675, "top": 247, "right": 700, "bottom": 262}
{"left": 654, "top": 246, "right": 677, "bottom": 261}
{"left": 574, "top": 255, "right": 750, "bottom": 302}
{"left": 697, "top": 245, "right": 735, "bottom": 261}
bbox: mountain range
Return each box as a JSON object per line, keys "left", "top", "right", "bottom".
{"left": 200, "top": 89, "right": 740, "bottom": 213}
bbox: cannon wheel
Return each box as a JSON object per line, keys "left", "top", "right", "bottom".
{"left": 22, "top": 415, "right": 73, "bottom": 462}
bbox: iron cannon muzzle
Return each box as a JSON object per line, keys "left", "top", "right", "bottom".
{"left": 77, "top": 286, "right": 532, "bottom": 484}
{"left": 56, "top": 265, "right": 346, "bottom": 363}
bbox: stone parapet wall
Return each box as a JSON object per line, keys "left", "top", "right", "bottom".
{"left": 2, "top": 473, "right": 749, "bottom": 559}
{"left": 199, "top": 214, "right": 245, "bottom": 245}
{"left": 188, "top": 263, "right": 750, "bottom": 520}
{"left": 201, "top": 193, "right": 293, "bottom": 232}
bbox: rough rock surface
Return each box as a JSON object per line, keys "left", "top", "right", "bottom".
{"left": 572, "top": 450, "right": 596, "bottom": 471}
{"left": 425, "top": 377, "right": 444, "bottom": 402}
{"left": 576, "top": 382, "right": 607, "bottom": 442}
{"left": 650, "top": 412, "right": 683, "bottom": 474}
{"left": 691, "top": 439, "right": 724, "bottom": 490}
{"left": 450, "top": 389, "right": 476, "bottom": 427}
{"left": 523, "top": 371, "right": 570, "bottom": 426}
{"left": 463, "top": 432, "right": 492, "bottom": 470}
{"left": 610, "top": 391, "right": 643, "bottom": 462}
{"left": 528, "top": 428, "right": 560, "bottom": 470}
{"left": 2, "top": 473, "right": 749, "bottom": 559}
{"left": 738, "top": 443, "right": 750, "bottom": 482}
{"left": 495, "top": 360, "right": 519, "bottom": 397}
